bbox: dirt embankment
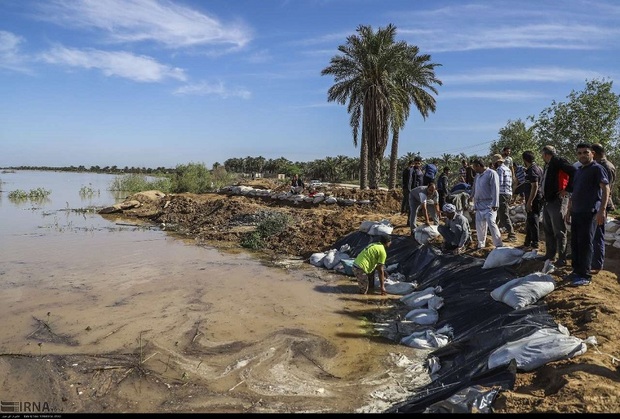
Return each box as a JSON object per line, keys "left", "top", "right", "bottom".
{"left": 106, "top": 178, "right": 620, "bottom": 414}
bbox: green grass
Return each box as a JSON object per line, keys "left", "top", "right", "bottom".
{"left": 109, "top": 173, "right": 172, "bottom": 193}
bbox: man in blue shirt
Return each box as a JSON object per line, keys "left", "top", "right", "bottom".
{"left": 564, "top": 143, "right": 609, "bottom": 286}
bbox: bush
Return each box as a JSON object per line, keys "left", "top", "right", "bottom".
{"left": 109, "top": 174, "right": 172, "bottom": 193}
{"left": 241, "top": 211, "right": 291, "bottom": 250}
{"left": 170, "top": 163, "right": 213, "bottom": 193}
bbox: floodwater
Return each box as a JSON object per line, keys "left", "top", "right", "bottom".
{"left": 0, "top": 170, "right": 430, "bottom": 413}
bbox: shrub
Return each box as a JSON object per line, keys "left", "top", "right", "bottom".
{"left": 109, "top": 173, "right": 172, "bottom": 193}
{"left": 241, "top": 211, "right": 291, "bottom": 250}
{"left": 170, "top": 163, "right": 213, "bottom": 193}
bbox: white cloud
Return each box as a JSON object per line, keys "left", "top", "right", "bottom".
{"left": 173, "top": 81, "right": 251, "bottom": 99}
{"left": 394, "top": 1, "right": 620, "bottom": 52}
{"left": 39, "top": 45, "right": 187, "bottom": 82}
{"left": 38, "top": 0, "right": 252, "bottom": 50}
{"left": 0, "top": 30, "right": 30, "bottom": 72}
{"left": 442, "top": 67, "right": 608, "bottom": 84}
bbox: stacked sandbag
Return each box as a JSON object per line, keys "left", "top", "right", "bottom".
{"left": 220, "top": 185, "right": 374, "bottom": 207}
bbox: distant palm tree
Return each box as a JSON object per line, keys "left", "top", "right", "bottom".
{"left": 323, "top": 24, "right": 441, "bottom": 190}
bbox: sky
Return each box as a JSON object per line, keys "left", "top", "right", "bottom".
{"left": 1, "top": 0, "right": 620, "bottom": 169}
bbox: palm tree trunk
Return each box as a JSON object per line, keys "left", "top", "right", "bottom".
{"left": 388, "top": 128, "right": 399, "bottom": 190}
{"left": 360, "top": 126, "right": 368, "bottom": 189}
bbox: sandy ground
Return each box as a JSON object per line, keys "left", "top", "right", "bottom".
{"left": 2, "top": 178, "right": 619, "bottom": 413}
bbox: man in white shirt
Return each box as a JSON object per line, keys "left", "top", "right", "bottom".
{"left": 470, "top": 158, "right": 503, "bottom": 249}
{"left": 408, "top": 182, "right": 441, "bottom": 234}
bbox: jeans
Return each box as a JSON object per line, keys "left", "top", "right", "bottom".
{"left": 409, "top": 198, "right": 439, "bottom": 231}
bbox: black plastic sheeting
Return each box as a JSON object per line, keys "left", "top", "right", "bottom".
{"left": 330, "top": 231, "right": 559, "bottom": 413}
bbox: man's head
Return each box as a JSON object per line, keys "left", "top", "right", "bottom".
{"left": 502, "top": 146, "right": 511, "bottom": 157}
{"left": 413, "top": 156, "right": 422, "bottom": 167}
{"left": 576, "top": 142, "right": 594, "bottom": 166}
{"left": 426, "top": 181, "right": 436, "bottom": 194}
{"left": 592, "top": 143, "right": 606, "bottom": 160}
{"left": 541, "top": 145, "right": 556, "bottom": 163}
{"left": 461, "top": 159, "right": 468, "bottom": 166}
{"left": 471, "top": 158, "right": 485, "bottom": 174}
{"left": 491, "top": 154, "right": 504, "bottom": 168}
{"left": 442, "top": 203, "right": 456, "bottom": 219}
{"left": 443, "top": 166, "right": 450, "bottom": 174}
{"left": 293, "top": 174, "right": 299, "bottom": 179}
{"left": 407, "top": 159, "right": 414, "bottom": 167}
{"left": 378, "top": 234, "right": 392, "bottom": 248}
{"left": 522, "top": 150, "right": 535, "bottom": 167}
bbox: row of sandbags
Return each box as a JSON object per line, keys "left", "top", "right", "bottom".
{"left": 219, "top": 185, "right": 372, "bottom": 206}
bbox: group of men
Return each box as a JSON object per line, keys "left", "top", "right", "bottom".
{"left": 398, "top": 143, "right": 615, "bottom": 288}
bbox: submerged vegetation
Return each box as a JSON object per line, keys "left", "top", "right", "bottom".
{"left": 79, "top": 184, "right": 100, "bottom": 198}
{"left": 8, "top": 187, "right": 51, "bottom": 201}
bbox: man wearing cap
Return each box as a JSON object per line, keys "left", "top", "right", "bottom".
{"left": 438, "top": 203, "right": 471, "bottom": 254}
{"left": 492, "top": 153, "right": 517, "bottom": 242}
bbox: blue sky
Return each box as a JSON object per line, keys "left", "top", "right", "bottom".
{"left": 1, "top": 0, "right": 619, "bottom": 169}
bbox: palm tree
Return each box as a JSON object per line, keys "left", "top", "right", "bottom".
{"left": 322, "top": 24, "right": 441, "bottom": 189}
{"left": 387, "top": 46, "right": 442, "bottom": 189}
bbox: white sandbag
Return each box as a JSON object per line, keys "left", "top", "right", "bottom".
{"left": 512, "top": 213, "right": 526, "bottom": 223}
{"left": 606, "top": 220, "right": 620, "bottom": 233}
{"left": 613, "top": 239, "right": 620, "bottom": 249}
{"left": 400, "top": 327, "right": 451, "bottom": 349}
{"left": 521, "top": 250, "right": 539, "bottom": 260}
{"left": 604, "top": 232, "right": 616, "bottom": 241}
{"left": 490, "top": 272, "right": 555, "bottom": 309}
{"left": 427, "top": 295, "right": 445, "bottom": 310}
{"left": 323, "top": 249, "right": 345, "bottom": 270}
{"left": 414, "top": 225, "right": 440, "bottom": 245}
{"left": 359, "top": 220, "right": 377, "bottom": 233}
{"left": 400, "top": 286, "right": 443, "bottom": 308}
{"left": 309, "top": 252, "right": 326, "bottom": 267}
{"left": 384, "top": 278, "right": 415, "bottom": 295}
{"left": 404, "top": 308, "right": 439, "bottom": 325}
{"left": 324, "top": 196, "right": 337, "bottom": 204}
{"left": 482, "top": 247, "right": 525, "bottom": 269}
{"left": 488, "top": 325, "right": 587, "bottom": 372}
{"left": 368, "top": 223, "right": 394, "bottom": 236}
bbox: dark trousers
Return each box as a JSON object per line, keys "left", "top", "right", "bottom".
{"left": 542, "top": 199, "right": 568, "bottom": 260}
{"left": 401, "top": 188, "right": 410, "bottom": 214}
{"left": 524, "top": 198, "right": 542, "bottom": 247}
{"left": 592, "top": 222, "right": 606, "bottom": 271}
{"left": 570, "top": 211, "right": 597, "bottom": 279}
{"left": 438, "top": 191, "right": 447, "bottom": 209}
{"left": 498, "top": 193, "right": 514, "bottom": 236}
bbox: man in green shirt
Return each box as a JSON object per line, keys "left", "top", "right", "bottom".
{"left": 352, "top": 235, "right": 392, "bottom": 295}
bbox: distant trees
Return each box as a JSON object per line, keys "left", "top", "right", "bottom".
{"left": 529, "top": 78, "right": 620, "bottom": 159}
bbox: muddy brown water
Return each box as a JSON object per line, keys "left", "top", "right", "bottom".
{"left": 0, "top": 171, "right": 430, "bottom": 413}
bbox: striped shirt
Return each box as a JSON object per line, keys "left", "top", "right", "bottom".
{"left": 496, "top": 164, "right": 513, "bottom": 195}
